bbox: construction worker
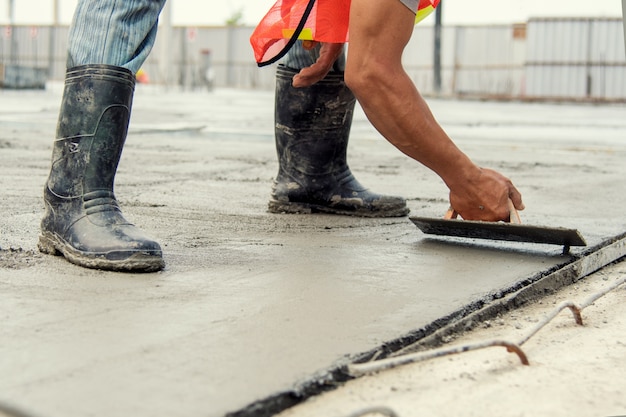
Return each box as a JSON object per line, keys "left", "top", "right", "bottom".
{"left": 291, "top": 0, "right": 524, "bottom": 222}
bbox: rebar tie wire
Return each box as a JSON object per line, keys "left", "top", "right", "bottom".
{"left": 348, "top": 274, "right": 626, "bottom": 377}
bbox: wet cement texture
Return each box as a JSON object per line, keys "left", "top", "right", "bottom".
{"left": 1, "top": 84, "right": 626, "bottom": 417}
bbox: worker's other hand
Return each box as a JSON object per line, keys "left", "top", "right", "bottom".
{"left": 292, "top": 42, "right": 344, "bottom": 88}
{"left": 448, "top": 167, "right": 525, "bottom": 222}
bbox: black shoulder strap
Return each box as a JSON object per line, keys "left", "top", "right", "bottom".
{"left": 257, "top": 0, "right": 317, "bottom": 67}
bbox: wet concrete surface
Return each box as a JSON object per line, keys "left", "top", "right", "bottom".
{"left": 1, "top": 84, "right": 626, "bottom": 417}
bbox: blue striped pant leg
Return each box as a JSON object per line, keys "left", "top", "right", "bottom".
{"left": 67, "top": 0, "right": 167, "bottom": 74}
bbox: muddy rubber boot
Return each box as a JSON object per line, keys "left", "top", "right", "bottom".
{"left": 38, "top": 65, "right": 164, "bottom": 272}
{"left": 269, "top": 65, "right": 409, "bottom": 217}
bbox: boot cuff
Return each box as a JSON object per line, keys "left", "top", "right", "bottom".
{"left": 65, "top": 65, "right": 135, "bottom": 88}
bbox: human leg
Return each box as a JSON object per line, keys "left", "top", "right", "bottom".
{"left": 269, "top": 42, "right": 409, "bottom": 217}
{"left": 39, "top": 0, "right": 167, "bottom": 271}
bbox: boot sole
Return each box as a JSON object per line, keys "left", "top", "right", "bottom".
{"left": 38, "top": 232, "right": 165, "bottom": 273}
{"left": 268, "top": 200, "right": 410, "bottom": 218}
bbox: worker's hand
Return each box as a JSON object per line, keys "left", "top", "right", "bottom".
{"left": 448, "top": 167, "right": 524, "bottom": 222}
{"left": 292, "top": 42, "right": 344, "bottom": 88}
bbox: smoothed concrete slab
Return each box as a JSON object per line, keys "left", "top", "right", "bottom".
{"left": 1, "top": 86, "right": 625, "bottom": 417}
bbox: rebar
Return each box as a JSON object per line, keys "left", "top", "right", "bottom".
{"left": 348, "top": 275, "right": 626, "bottom": 377}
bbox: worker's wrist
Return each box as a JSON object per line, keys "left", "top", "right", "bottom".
{"left": 441, "top": 156, "right": 482, "bottom": 193}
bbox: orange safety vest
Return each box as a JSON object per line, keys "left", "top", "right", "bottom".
{"left": 250, "top": 0, "right": 440, "bottom": 66}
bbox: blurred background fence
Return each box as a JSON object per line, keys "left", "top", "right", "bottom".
{"left": 1, "top": 17, "right": 624, "bottom": 102}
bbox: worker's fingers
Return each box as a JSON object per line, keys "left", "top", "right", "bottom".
{"left": 447, "top": 167, "right": 525, "bottom": 223}
{"left": 292, "top": 64, "right": 330, "bottom": 88}
{"left": 444, "top": 207, "right": 458, "bottom": 219}
{"left": 508, "top": 185, "right": 525, "bottom": 211}
{"left": 292, "top": 43, "right": 344, "bottom": 88}
{"left": 508, "top": 199, "right": 522, "bottom": 224}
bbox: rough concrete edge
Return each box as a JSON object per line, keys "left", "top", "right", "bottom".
{"left": 225, "top": 232, "right": 626, "bottom": 417}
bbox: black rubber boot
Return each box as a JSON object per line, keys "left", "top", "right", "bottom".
{"left": 38, "top": 65, "right": 164, "bottom": 272}
{"left": 269, "top": 65, "right": 409, "bottom": 217}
